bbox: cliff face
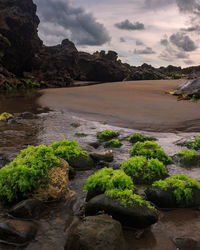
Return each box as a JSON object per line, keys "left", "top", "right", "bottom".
{"left": 0, "top": 0, "right": 42, "bottom": 75}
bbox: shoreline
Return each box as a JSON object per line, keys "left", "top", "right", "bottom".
{"left": 38, "top": 79, "right": 200, "bottom": 133}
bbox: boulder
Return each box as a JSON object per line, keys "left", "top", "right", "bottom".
{"left": 90, "top": 150, "right": 114, "bottom": 162}
{"left": 0, "top": 219, "right": 37, "bottom": 246}
{"left": 9, "top": 199, "right": 45, "bottom": 219}
{"left": 172, "top": 237, "right": 200, "bottom": 250}
{"left": 68, "top": 154, "right": 95, "bottom": 171}
{"left": 175, "top": 78, "right": 200, "bottom": 97}
{"left": 33, "top": 159, "right": 74, "bottom": 201}
{"left": 65, "top": 214, "right": 127, "bottom": 250}
{"left": 145, "top": 187, "right": 200, "bottom": 209}
{"left": 85, "top": 194, "right": 158, "bottom": 229}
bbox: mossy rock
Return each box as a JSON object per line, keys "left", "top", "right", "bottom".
{"left": 50, "top": 139, "right": 94, "bottom": 170}
{"left": 130, "top": 141, "right": 172, "bottom": 165}
{"left": 187, "top": 136, "right": 200, "bottom": 150}
{"left": 120, "top": 156, "right": 168, "bottom": 184}
{"left": 85, "top": 193, "right": 158, "bottom": 229}
{"left": 129, "top": 133, "right": 156, "bottom": 144}
{"left": 33, "top": 159, "right": 74, "bottom": 201}
{"left": 145, "top": 174, "right": 200, "bottom": 209}
{"left": 0, "top": 112, "right": 13, "bottom": 122}
{"left": 97, "top": 130, "right": 119, "bottom": 141}
{"left": 174, "top": 150, "right": 200, "bottom": 168}
{"left": 0, "top": 145, "right": 63, "bottom": 204}
{"left": 84, "top": 167, "right": 134, "bottom": 201}
{"left": 104, "top": 139, "right": 123, "bottom": 148}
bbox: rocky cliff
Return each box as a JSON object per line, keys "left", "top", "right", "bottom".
{"left": 0, "top": 0, "right": 200, "bottom": 91}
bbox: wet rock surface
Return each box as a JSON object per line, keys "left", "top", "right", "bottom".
{"left": 172, "top": 237, "right": 200, "bottom": 250}
{"left": 9, "top": 199, "right": 45, "bottom": 220}
{"left": 65, "top": 214, "right": 127, "bottom": 250}
{"left": 175, "top": 78, "right": 200, "bottom": 97}
{"left": 0, "top": 219, "right": 37, "bottom": 246}
{"left": 90, "top": 150, "right": 114, "bottom": 162}
{"left": 145, "top": 187, "right": 200, "bottom": 209}
{"left": 85, "top": 194, "right": 158, "bottom": 229}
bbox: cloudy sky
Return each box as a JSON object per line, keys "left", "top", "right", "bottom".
{"left": 34, "top": 0, "right": 200, "bottom": 67}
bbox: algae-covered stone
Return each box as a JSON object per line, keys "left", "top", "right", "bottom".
{"left": 0, "top": 112, "right": 13, "bottom": 122}
{"left": 50, "top": 139, "right": 94, "bottom": 170}
{"left": 120, "top": 156, "right": 168, "bottom": 184}
{"left": 174, "top": 149, "right": 200, "bottom": 168}
{"left": 145, "top": 174, "right": 200, "bottom": 209}
{"left": 130, "top": 141, "right": 172, "bottom": 165}
{"left": 85, "top": 193, "right": 158, "bottom": 229}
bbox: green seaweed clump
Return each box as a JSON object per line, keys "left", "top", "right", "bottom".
{"left": 175, "top": 150, "right": 199, "bottom": 167}
{"left": 120, "top": 156, "right": 167, "bottom": 184}
{"left": 104, "top": 139, "right": 123, "bottom": 148}
{"left": 22, "top": 79, "right": 41, "bottom": 88}
{"left": 83, "top": 167, "right": 134, "bottom": 193}
{"left": 0, "top": 112, "right": 13, "bottom": 122}
{"left": 75, "top": 133, "right": 88, "bottom": 137}
{"left": 187, "top": 136, "right": 200, "bottom": 150}
{"left": 152, "top": 174, "right": 200, "bottom": 203}
{"left": 97, "top": 129, "right": 119, "bottom": 141}
{"left": 50, "top": 139, "right": 88, "bottom": 162}
{"left": 130, "top": 141, "right": 172, "bottom": 165}
{"left": 129, "top": 133, "right": 156, "bottom": 144}
{"left": 105, "top": 188, "right": 153, "bottom": 209}
{"left": 0, "top": 145, "right": 60, "bottom": 203}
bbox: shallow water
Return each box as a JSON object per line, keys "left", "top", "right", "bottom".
{"left": 0, "top": 89, "right": 200, "bottom": 249}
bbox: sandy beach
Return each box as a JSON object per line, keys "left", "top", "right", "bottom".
{"left": 38, "top": 79, "right": 200, "bottom": 132}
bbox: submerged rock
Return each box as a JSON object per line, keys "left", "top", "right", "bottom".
{"left": 65, "top": 214, "right": 127, "bottom": 250}
{"left": 90, "top": 150, "right": 114, "bottom": 162}
{"left": 85, "top": 194, "right": 158, "bottom": 229}
{"left": 9, "top": 199, "right": 45, "bottom": 220}
{"left": 0, "top": 219, "right": 37, "bottom": 246}
{"left": 172, "top": 237, "right": 200, "bottom": 250}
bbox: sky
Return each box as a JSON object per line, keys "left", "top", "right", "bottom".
{"left": 34, "top": 0, "right": 200, "bottom": 68}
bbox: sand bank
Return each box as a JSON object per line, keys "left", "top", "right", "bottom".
{"left": 38, "top": 80, "right": 200, "bottom": 132}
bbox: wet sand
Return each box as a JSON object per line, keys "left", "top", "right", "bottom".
{"left": 38, "top": 80, "right": 200, "bottom": 132}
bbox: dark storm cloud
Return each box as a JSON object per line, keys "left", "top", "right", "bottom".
{"left": 115, "top": 19, "right": 145, "bottom": 30}
{"left": 182, "top": 25, "right": 200, "bottom": 32}
{"left": 176, "top": 0, "right": 200, "bottom": 13}
{"left": 170, "top": 32, "right": 197, "bottom": 51}
{"left": 184, "top": 59, "right": 195, "bottom": 65}
{"left": 160, "top": 39, "right": 169, "bottom": 46}
{"left": 134, "top": 47, "right": 155, "bottom": 54}
{"left": 34, "top": 0, "right": 110, "bottom": 46}
{"left": 120, "top": 37, "right": 126, "bottom": 42}
{"left": 136, "top": 40, "right": 144, "bottom": 46}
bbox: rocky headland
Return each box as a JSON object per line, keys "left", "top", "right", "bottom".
{"left": 1, "top": 0, "right": 200, "bottom": 91}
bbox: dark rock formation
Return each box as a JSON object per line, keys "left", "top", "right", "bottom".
{"left": 0, "top": 219, "right": 37, "bottom": 246}
{"left": 9, "top": 199, "right": 45, "bottom": 219}
{"left": 31, "top": 39, "right": 79, "bottom": 87}
{"left": 0, "top": 0, "right": 42, "bottom": 75}
{"left": 145, "top": 187, "right": 200, "bottom": 209}
{"left": 65, "top": 214, "right": 127, "bottom": 250}
{"left": 78, "top": 50, "right": 131, "bottom": 82}
{"left": 172, "top": 237, "right": 200, "bottom": 250}
{"left": 85, "top": 194, "right": 158, "bottom": 229}
{"left": 1, "top": 0, "right": 200, "bottom": 91}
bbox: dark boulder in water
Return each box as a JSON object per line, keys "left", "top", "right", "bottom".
{"left": 65, "top": 214, "right": 127, "bottom": 250}
{"left": 85, "top": 194, "right": 158, "bottom": 229}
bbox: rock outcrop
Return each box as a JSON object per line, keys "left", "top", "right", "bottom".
{"left": 1, "top": 0, "right": 200, "bottom": 91}
{"left": 65, "top": 215, "right": 127, "bottom": 250}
